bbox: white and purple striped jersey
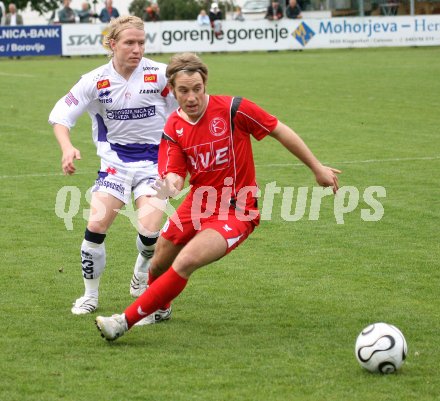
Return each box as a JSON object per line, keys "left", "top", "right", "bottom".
{"left": 49, "top": 57, "right": 177, "bottom": 168}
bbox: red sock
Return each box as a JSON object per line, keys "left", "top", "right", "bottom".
{"left": 147, "top": 273, "right": 157, "bottom": 286}
{"left": 148, "top": 272, "right": 171, "bottom": 310}
{"left": 125, "top": 267, "right": 187, "bottom": 328}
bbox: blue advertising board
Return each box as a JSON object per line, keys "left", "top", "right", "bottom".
{"left": 0, "top": 25, "right": 62, "bottom": 57}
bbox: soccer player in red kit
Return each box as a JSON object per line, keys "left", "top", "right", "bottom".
{"left": 95, "top": 53, "right": 341, "bottom": 341}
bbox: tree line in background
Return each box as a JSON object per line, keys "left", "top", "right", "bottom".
{"left": 129, "top": 0, "right": 219, "bottom": 21}
{"left": 4, "top": 0, "right": 59, "bottom": 14}
{"left": 4, "top": 0, "right": 228, "bottom": 21}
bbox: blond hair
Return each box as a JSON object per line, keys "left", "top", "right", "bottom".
{"left": 103, "top": 15, "right": 145, "bottom": 57}
{"left": 166, "top": 53, "right": 209, "bottom": 88}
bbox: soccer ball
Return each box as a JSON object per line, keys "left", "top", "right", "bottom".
{"left": 355, "top": 322, "right": 408, "bottom": 374}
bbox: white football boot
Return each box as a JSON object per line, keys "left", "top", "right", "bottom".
{"left": 71, "top": 295, "right": 98, "bottom": 315}
{"left": 129, "top": 270, "right": 149, "bottom": 298}
{"left": 135, "top": 306, "right": 172, "bottom": 326}
{"left": 96, "top": 314, "right": 128, "bottom": 341}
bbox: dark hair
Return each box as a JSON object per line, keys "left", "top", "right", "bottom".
{"left": 166, "top": 53, "right": 209, "bottom": 88}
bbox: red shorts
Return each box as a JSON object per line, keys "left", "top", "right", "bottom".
{"left": 161, "top": 197, "right": 260, "bottom": 254}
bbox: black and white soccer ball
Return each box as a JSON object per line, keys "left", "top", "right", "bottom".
{"left": 355, "top": 322, "right": 408, "bottom": 374}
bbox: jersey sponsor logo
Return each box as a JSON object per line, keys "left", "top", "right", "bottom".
{"left": 144, "top": 74, "right": 157, "bottom": 83}
{"left": 209, "top": 117, "right": 227, "bottom": 137}
{"left": 98, "top": 89, "right": 111, "bottom": 98}
{"left": 106, "top": 167, "right": 117, "bottom": 175}
{"left": 98, "top": 89, "right": 112, "bottom": 103}
{"left": 93, "top": 177, "right": 125, "bottom": 195}
{"left": 139, "top": 89, "right": 160, "bottom": 95}
{"left": 186, "top": 137, "right": 230, "bottom": 172}
{"left": 65, "top": 91, "right": 79, "bottom": 106}
{"left": 97, "top": 79, "right": 110, "bottom": 90}
{"left": 143, "top": 66, "right": 159, "bottom": 71}
{"left": 106, "top": 106, "right": 156, "bottom": 120}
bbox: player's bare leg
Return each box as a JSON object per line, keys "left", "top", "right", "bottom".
{"left": 166, "top": 228, "right": 227, "bottom": 278}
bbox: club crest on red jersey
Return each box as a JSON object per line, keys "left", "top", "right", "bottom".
{"left": 209, "top": 117, "right": 227, "bottom": 137}
{"left": 97, "top": 79, "right": 110, "bottom": 90}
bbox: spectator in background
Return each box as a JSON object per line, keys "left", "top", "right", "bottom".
{"left": 286, "top": 0, "right": 302, "bottom": 19}
{"left": 233, "top": 6, "right": 245, "bottom": 21}
{"left": 197, "top": 9, "right": 210, "bottom": 26}
{"left": 77, "top": 2, "right": 98, "bottom": 23}
{"left": 5, "top": 3, "right": 23, "bottom": 25}
{"left": 5, "top": 2, "right": 23, "bottom": 58}
{"left": 296, "top": 0, "right": 310, "bottom": 12}
{"left": 143, "top": 3, "right": 160, "bottom": 22}
{"left": 59, "top": 0, "right": 76, "bottom": 23}
{"left": 99, "top": 0, "right": 119, "bottom": 23}
{"left": 0, "top": 1, "right": 5, "bottom": 25}
{"left": 209, "top": 2, "right": 223, "bottom": 38}
{"left": 265, "top": 0, "right": 283, "bottom": 20}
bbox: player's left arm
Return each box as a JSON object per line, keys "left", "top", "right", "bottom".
{"left": 269, "top": 121, "right": 341, "bottom": 194}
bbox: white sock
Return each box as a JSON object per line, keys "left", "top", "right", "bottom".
{"left": 81, "top": 239, "right": 106, "bottom": 298}
{"left": 134, "top": 253, "right": 151, "bottom": 274}
{"left": 135, "top": 234, "right": 157, "bottom": 274}
{"left": 83, "top": 277, "right": 100, "bottom": 298}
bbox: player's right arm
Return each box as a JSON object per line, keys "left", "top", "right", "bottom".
{"left": 53, "top": 124, "right": 81, "bottom": 175}
{"left": 49, "top": 74, "right": 95, "bottom": 175}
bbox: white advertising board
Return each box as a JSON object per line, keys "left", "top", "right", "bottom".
{"left": 61, "top": 16, "right": 440, "bottom": 56}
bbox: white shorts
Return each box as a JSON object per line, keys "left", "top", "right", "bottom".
{"left": 92, "top": 159, "right": 158, "bottom": 204}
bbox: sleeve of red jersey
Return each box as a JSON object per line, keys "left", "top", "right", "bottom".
{"left": 158, "top": 127, "right": 187, "bottom": 179}
{"left": 234, "top": 98, "right": 279, "bottom": 141}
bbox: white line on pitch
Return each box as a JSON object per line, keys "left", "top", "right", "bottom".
{"left": 0, "top": 71, "right": 36, "bottom": 78}
{"left": 262, "top": 156, "right": 440, "bottom": 168}
{"left": 0, "top": 171, "right": 94, "bottom": 179}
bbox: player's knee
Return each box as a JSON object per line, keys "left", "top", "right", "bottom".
{"left": 87, "top": 220, "right": 110, "bottom": 234}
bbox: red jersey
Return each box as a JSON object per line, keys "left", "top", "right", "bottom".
{"left": 159, "top": 95, "right": 278, "bottom": 214}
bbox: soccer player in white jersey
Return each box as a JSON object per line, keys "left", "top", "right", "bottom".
{"left": 95, "top": 52, "right": 341, "bottom": 341}
{"left": 49, "top": 16, "right": 177, "bottom": 317}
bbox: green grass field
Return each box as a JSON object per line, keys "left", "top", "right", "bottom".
{"left": 0, "top": 46, "right": 439, "bottom": 401}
